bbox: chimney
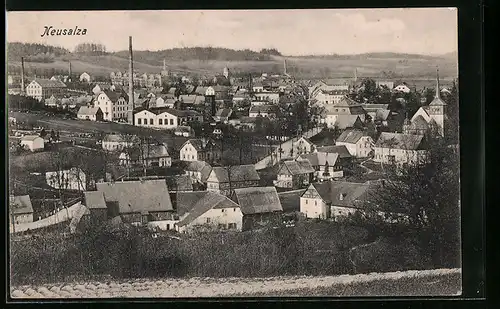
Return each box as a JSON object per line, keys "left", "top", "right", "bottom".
{"left": 163, "top": 59, "right": 166, "bottom": 71}
{"left": 283, "top": 59, "right": 287, "bottom": 75}
{"left": 68, "top": 61, "right": 72, "bottom": 78}
{"left": 127, "top": 36, "right": 135, "bottom": 124}
{"left": 20, "top": 57, "right": 25, "bottom": 94}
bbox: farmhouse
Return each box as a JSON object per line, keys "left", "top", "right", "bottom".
{"left": 176, "top": 191, "right": 242, "bottom": 233}
{"left": 274, "top": 160, "right": 315, "bottom": 189}
{"left": 335, "top": 128, "right": 374, "bottom": 158}
{"left": 77, "top": 106, "right": 104, "bottom": 121}
{"left": 300, "top": 180, "right": 375, "bottom": 220}
{"left": 233, "top": 186, "right": 283, "bottom": 231}
{"left": 373, "top": 132, "right": 428, "bottom": 165}
{"left": 206, "top": 165, "right": 261, "bottom": 196}
{"left": 180, "top": 139, "right": 222, "bottom": 162}
{"left": 94, "top": 179, "right": 174, "bottom": 224}
{"left": 45, "top": 167, "right": 88, "bottom": 191}
{"left": 20, "top": 135, "right": 44, "bottom": 152}
{"left": 184, "top": 160, "right": 212, "bottom": 184}
{"left": 9, "top": 195, "right": 34, "bottom": 225}
{"left": 298, "top": 152, "right": 344, "bottom": 180}
{"left": 25, "top": 79, "right": 67, "bottom": 101}
{"left": 119, "top": 143, "right": 171, "bottom": 168}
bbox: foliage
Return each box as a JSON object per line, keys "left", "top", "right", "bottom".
{"left": 73, "top": 43, "right": 108, "bottom": 55}
{"left": 260, "top": 48, "right": 282, "bottom": 56}
{"left": 7, "top": 42, "right": 69, "bottom": 61}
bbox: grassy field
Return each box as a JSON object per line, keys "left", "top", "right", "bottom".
{"left": 9, "top": 268, "right": 461, "bottom": 298}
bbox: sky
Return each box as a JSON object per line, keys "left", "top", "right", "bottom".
{"left": 7, "top": 9, "right": 458, "bottom": 56}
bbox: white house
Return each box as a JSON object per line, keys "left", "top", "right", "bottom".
{"left": 335, "top": 129, "right": 374, "bottom": 158}
{"left": 20, "top": 135, "right": 44, "bottom": 152}
{"left": 180, "top": 139, "right": 222, "bottom": 162}
{"left": 101, "top": 134, "right": 139, "bottom": 151}
{"left": 92, "top": 83, "right": 115, "bottom": 95}
{"left": 206, "top": 165, "right": 261, "bottom": 196}
{"left": 294, "top": 137, "right": 316, "bottom": 156}
{"left": 274, "top": 160, "right": 314, "bottom": 189}
{"left": 134, "top": 108, "right": 203, "bottom": 129}
{"left": 185, "top": 161, "right": 212, "bottom": 184}
{"left": 94, "top": 90, "right": 129, "bottom": 122}
{"left": 77, "top": 106, "right": 104, "bottom": 121}
{"left": 373, "top": 132, "right": 428, "bottom": 165}
{"left": 119, "top": 143, "right": 171, "bottom": 168}
{"left": 253, "top": 91, "right": 280, "bottom": 104}
{"left": 249, "top": 105, "right": 278, "bottom": 118}
{"left": 323, "top": 96, "right": 366, "bottom": 129}
{"left": 314, "top": 89, "right": 349, "bottom": 106}
{"left": 79, "top": 72, "right": 92, "bottom": 83}
{"left": 298, "top": 152, "right": 344, "bottom": 180}
{"left": 46, "top": 167, "right": 87, "bottom": 191}
{"left": 25, "top": 79, "right": 67, "bottom": 101}
{"left": 300, "top": 180, "right": 373, "bottom": 220}
{"left": 393, "top": 84, "right": 411, "bottom": 93}
{"left": 176, "top": 191, "right": 243, "bottom": 233}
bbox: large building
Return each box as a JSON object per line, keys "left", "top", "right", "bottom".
{"left": 134, "top": 108, "right": 203, "bottom": 129}
{"left": 25, "top": 79, "right": 67, "bottom": 101}
{"left": 324, "top": 96, "right": 366, "bottom": 129}
{"left": 94, "top": 90, "right": 130, "bottom": 122}
{"left": 373, "top": 132, "right": 428, "bottom": 165}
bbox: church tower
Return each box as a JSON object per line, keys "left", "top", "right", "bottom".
{"left": 428, "top": 67, "right": 447, "bottom": 136}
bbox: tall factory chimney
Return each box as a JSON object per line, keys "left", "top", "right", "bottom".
{"left": 20, "top": 57, "right": 25, "bottom": 94}
{"left": 68, "top": 61, "right": 72, "bottom": 77}
{"left": 127, "top": 36, "right": 134, "bottom": 124}
{"left": 283, "top": 59, "right": 287, "bottom": 75}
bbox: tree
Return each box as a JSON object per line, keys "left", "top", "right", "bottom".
{"left": 360, "top": 78, "right": 378, "bottom": 102}
{"left": 361, "top": 136, "right": 460, "bottom": 268}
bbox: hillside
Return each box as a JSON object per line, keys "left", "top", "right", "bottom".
{"left": 7, "top": 43, "right": 458, "bottom": 79}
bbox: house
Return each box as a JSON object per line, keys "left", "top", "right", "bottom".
{"left": 179, "top": 94, "right": 205, "bottom": 107}
{"left": 95, "top": 179, "right": 174, "bottom": 224}
{"left": 393, "top": 83, "right": 411, "bottom": 93}
{"left": 206, "top": 165, "right": 261, "bottom": 196}
{"left": 9, "top": 195, "right": 34, "bottom": 225}
{"left": 119, "top": 143, "right": 171, "bottom": 167}
{"left": 278, "top": 189, "right": 307, "bottom": 213}
{"left": 82, "top": 191, "right": 109, "bottom": 223}
{"left": 374, "top": 109, "right": 392, "bottom": 127}
{"left": 233, "top": 186, "right": 283, "bottom": 231}
{"left": 253, "top": 91, "right": 280, "bottom": 104}
{"left": 335, "top": 128, "right": 374, "bottom": 158}
{"left": 25, "top": 79, "right": 67, "bottom": 101}
{"left": 249, "top": 105, "right": 278, "bottom": 118}
{"left": 77, "top": 106, "right": 104, "bottom": 121}
{"left": 314, "top": 89, "right": 350, "bottom": 105}
{"left": 92, "top": 83, "right": 115, "bottom": 95}
{"left": 46, "top": 167, "right": 87, "bottom": 191}
{"left": 174, "top": 126, "right": 195, "bottom": 137}
{"left": 165, "top": 175, "right": 193, "bottom": 192}
{"left": 214, "top": 108, "right": 233, "bottom": 123}
{"left": 294, "top": 137, "right": 316, "bottom": 156}
{"left": 376, "top": 81, "right": 395, "bottom": 89}
{"left": 134, "top": 108, "right": 204, "bottom": 129}
{"left": 237, "top": 117, "right": 258, "bottom": 131}
{"left": 102, "top": 134, "right": 139, "bottom": 152}
{"left": 373, "top": 132, "right": 428, "bottom": 165}
{"left": 180, "top": 139, "right": 222, "bottom": 162}
{"left": 324, "top": 96, "right": 366, "bottom": 128}
{"left": 20, "top": 135, "right": 44, "bottom": 152}
{"left": 94, "top": 90, "right": 129, "bottom": 122}
{"left": 298, "top": 152, "right": 344, "bottom": 181}
{"left": 274, "top": 160, "right": 314, "bottom": 189}
{"left": 155, "top": 94, "right": 177, "bottom": 108}
{"left": 184, "top": 160, "right": 212, "bottom": 184}
{"left": 300, "top": 180, "right": 376, "bottom": 220}
{"left": 363, "top": 104, "right": 390, "bottom": 120}
{"left": 79, "top": 72, "right": 92, "bottom": 83}
{"left": 253, "top": 82, "right": 264, "bottom": 93}
{"left": 315, "top": 145, "right": 353, "bottom": 167}
{"left": 176, "top": 191, "right": 242, "bottom": 233}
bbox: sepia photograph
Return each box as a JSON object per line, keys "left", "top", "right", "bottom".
{"left": 7, "top": 8, "right": 461, "bottom": 298}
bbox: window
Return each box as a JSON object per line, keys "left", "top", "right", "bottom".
{"left": 150, "top": 118, "right": 154, "bottom": 125}
{"left": 221, "top": 209, "right": 225, "bottom": 213}
{"left": 138, "top": 118, "right": 141, "bottom": 125}
{"left": 206, "top": 218, "right": 211, "bottom": 223}
{"left": 170, "top": 119, "right": 174, "bottom": 125}
{"left": 159, "top": 119, "right": 163, "bottom": 125}
{"left": 315, "top": 201, "right": 317, "bottom": 206}
{"left": 228, "top": 223, "right": 237, "bottom": 229}
{"left": 305, "top": 199, "right": 308, "bottom": 204}
{"left": 233, "top": 208, "right": 236, "bottom": 212}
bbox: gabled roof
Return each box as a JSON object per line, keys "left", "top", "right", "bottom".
{"left": 83, "top": 191, "right": 107, "bottom": 209}
{"left": 375, "top": 109, "right": 391, "bottom": 121}
{"left": 429, "top": 96, "right": 447, "bottom": 106}
{"left": 375, "top": 132, "right": 425, "bottom": 150}
{"left": 103, "top": 134, "right": 139, "bottom": 144}
{"left": 77, "top": 106, "right": 101, "bottom": 116}
{"left": 31, "top": 79, "right": 67, "bottom": 88}
{"left": 310, "top": 181, "right": 373, "bottom": 208}
{"left": 179, "top": 95, "right": 205, "bottom": 105}
{"left": 315, "top": 145, "right": 352, "bottom": 159}
{"left": 21, "top": 135, "right": 42, "bottom": 142}
{"left": 233, "top": 186, "right": 283, "bottom": 215}
{"left": 10, "top": 195, "right": 33, "bottom": 215}
{"left": 215, "top": 108, "right": 233, "bottom": 119}
{"left": 336, "top": 128, "right": 367, "bottom": 144}
{"left": 210, "top": 165, "right": 260, "bottom": 183}
{"left": 411, "top": 115, "right": 430, "bottom": 130}
{"left": 298, "top": 152, "right": 339, "bottom": 167}
{"left": 279, "top": 160, "right": 315, "bottom": 175}
{"left": 165, "top": 175, "right": 193, "bottom": 192}
{"left": 332, "top": 96, "right": 362, "bottom": 107}
{"left": 181, "top": 138, "right": 219, "bottom": 152}
{"left": 102, "top": 90, "right": 128, "bottom": 102}
{"left": 96, "top": 179, "right": 173, "bottom": 214}
{"left": 249, "top": 105, "right": 278, "bottom": 114}
{"left": 176, "top": 191, "right": 209, "bottom": 216}
{"left": 194, "top": 86, "right": 209, "bottom": 95}
{"left": 278, "top": 189, "right": 306, "bottom": 212}
{"left": 121, "top": 143, "right": 170, "bottom": 161}
{"left": 334, "top": 115, "right": 363, "bottom": 129}
{"left": 363, "top": 104, "right": 389, "bottom": 112}
{"left": 177, "top": 191, "right": 240, "bottom": 227}
{"left": 185, "top": 161, "right": 212, "bottom": 181}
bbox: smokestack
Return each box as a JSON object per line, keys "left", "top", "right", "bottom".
{"left": 127, "top": 36, "right": 134, "bottom": 124}
{"left": 283, "top": 59, "right": 287, "bottom": 75}
{"left": 163, "top": 59, "right": 166, "bottom": 71}
{"left": 21, "top": 57, "right": 25, "bottom": 94}
{"left": 68, "top": 61, "right": 72, "bottom": 77}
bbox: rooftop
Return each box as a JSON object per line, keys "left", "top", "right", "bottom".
{"left": 233, "top": 186, "right": 283, "bottom": 215}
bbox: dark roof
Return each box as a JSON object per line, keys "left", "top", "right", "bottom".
{"left": 77, "top": 106, "right": 101, "bottom": 116}
{"left": 215, "top": 108, "right": 232, "bottom": 119}
{"left": 249, "top": 105, "right": 278, "bottom": 114}
{"left": 375, "top": 109, "right": 391, "bottom": 121}
{"left": 165, "top": 175, "right": 193, "bottom": 192}
{"left": 210, "top": 165, "right": 260, "bottom": 183}
{"left": 278, "top": 189, "right": 306, "bottom": 212}
{"left": 177, "top": 191, "right": 240, "bottom": 227}
{"left": 96, "top": 179, "right": 173, "bottom": 214}
{"left": 374, "top": 132, "right": 425, "bottom": 150}
{"left": 186, "top": 161, "right": 213, "bottom": 181}
{"left": 298, "top": 152, "right": 339, "bottom": 167}
{"left": 363, "top": 104, "right": 389, "bottom": 112}
{"left": 429, "top": 95, "right": 447, "bottom": 106}
{"left": 176, "top": 191, "right": 209, "bottom": 216}
{"left": 102, "top": 90, "right": 128, "bottom": 102}
{"left": 334, "top": 115, "right": 363, "bottom": 129}
{"left": 32, "top": 79, "right": 67, "bottom": 88}
{"left": 336, "top": 129, "right": 367, "bottom": 144}
{"left": 310, "top": 181, "right": 373, "bottom": 209}
{"left": 179, "top": 95, "right": 205, "bottom": 104}
{"left": 181, "top": 139, "right": 220, "bottom": 152}
{"left": 321, "top": 89, "right": 349, "bottom": 95}
{"left": 332, "top": 96, "right": 362, "bottom": 107}
{"left": 279, "top": 160, "right": 315, "bottom": 175}
{"left": 83, "top": 191, "right": 107, "bottom": 209}
{"left": 411, "top": 115, "right": 430, "bottom": 130}
{"left": 315, "top": 145, "right": 352, "bottom": 159}
{"left": 103, "top": 134, "right": 139, "bottom": 143}
{"left": 234, "top": 186, "right": 283, "bottom": 215}
{"left": 10, "top": 195, "right": 33, "bottom": 215}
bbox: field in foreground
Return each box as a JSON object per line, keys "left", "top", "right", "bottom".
{"left": 10, "top": 268, "right": 460, "bottom": 298}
